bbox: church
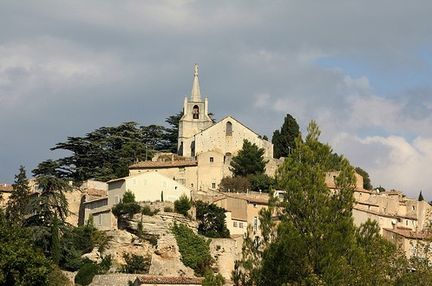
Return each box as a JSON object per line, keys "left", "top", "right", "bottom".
{"left": 129, "top": 64, "right": 276, "bottom": 192}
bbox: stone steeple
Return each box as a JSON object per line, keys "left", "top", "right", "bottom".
{"left": 177, "top": 64, "right": 214, "bottom": 157}
{"left": 191, "top": 64, "right": 201, "bottom": 101}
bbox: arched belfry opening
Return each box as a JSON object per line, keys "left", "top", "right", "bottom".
{"left": 226, "top": 121, "right": 233, "bottom": 136}
{"left": 193, "top": 105, "right": 199, "bottom": 119}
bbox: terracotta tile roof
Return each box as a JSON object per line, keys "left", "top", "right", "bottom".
{"left": 0, "top": 184, "right": 13, "bottom": 192}
{"left": 129, "top": 160, "right": 197, "bottom": 169}
{"left": 383, "top": 227, "right": 431, "bottom": 240}
{"left": 134, "top": 275, "right": 203, "bottom": 285}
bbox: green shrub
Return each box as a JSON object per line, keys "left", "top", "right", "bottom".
{"left": 98, "top": 255, "right": 112, "bottom": 273}
{"left": 74, "top": 262, "right": 99, "bottom": 286}
{"left": 202, "top": 270, "right": 225, "bottom": 286}
{"left": 141, "top": 206, "right": 159, "bottom": 216}
{"left": 47, "top": 265, "right": 72, "bottom": 286}
{"left": 172, "top": 223, "right": 212, "bottom": 275}
{"left": 121, "top": 253, "right": 151, "bottom": 274}
{"left": 174, "top": 194, "right": 191, "bottom": 216}
{"left": 164, "top": 206, "right": 173, "bottom": 212}
{"left": 112, "top": 191, "right": 141, "bottom": 220}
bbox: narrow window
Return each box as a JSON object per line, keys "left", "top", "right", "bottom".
{"left": 226, "top": 121, "right": 233, "bottom": 136}
{"left": 98, "top": 215, "right": 102, "bottom": 225}
{"left": 210, "top": 157, "right": 214, "bottom": 163}
{"left": 193, "top": 105, "right": 199, "bottom": 119}
{"left": 233, "top": 221, "right": 237, "bottom": 227}
{"left": 239, "top": 222, "right": 243, "bottom": 228}
{"left": 212, "top": 182, "right": 216, "bottom": 189}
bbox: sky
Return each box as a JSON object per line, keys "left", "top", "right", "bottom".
{"left": 0, "top": 1, "right": 431, "bottom": 200}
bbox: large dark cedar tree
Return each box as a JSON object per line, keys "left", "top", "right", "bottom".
{"left": 272, "top": 113, "right": 300, "bottom": 158}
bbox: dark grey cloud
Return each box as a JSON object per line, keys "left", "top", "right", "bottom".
{"left": 1, "top": 0, "right": 432, "bottom": 199}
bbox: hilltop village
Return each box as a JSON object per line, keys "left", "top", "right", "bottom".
{"left": 1, "top": 65, "right": 432, "bottom": 286}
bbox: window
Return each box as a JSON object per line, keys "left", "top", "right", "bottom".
{"left": 226, "top": 121, "right": 233, "bottom": 136}
{"left": 98, "top": 215, "right": 102, "bottom": 225}
{"left": 412, "top": 206, "right": 416, "bottom": 211}
{"left": 233, "top": 221, "right": 238, "bottom": 227}
{"left": 210, "top": 157, "right": 214, "bottom": 163}
{"left": 239, "top": 222, "right": 244, "bottom": 228}
{"left": 192, "top": 105, "right": 199, "bottom": 119}
{"left": 212, "top": 183, "right": 216, "bottom": 189}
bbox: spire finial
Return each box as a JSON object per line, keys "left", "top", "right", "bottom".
{"left": 191, "top": 63, "right": 201, "bottom": 101}
{"left": 194, "top": 63, "right": 199, "bottom": 76}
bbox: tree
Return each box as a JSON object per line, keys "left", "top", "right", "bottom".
{"left": 195, "top": 201, "right": 230, "bottom": 238}
{"left": 6, "top": 165, "right": 31, "bottom": 224}
{"left": 230, "top": 140, "right": 268, "bottom": 177}
{"left": 174, "top": 194, "right": 192, "bottom": 216}
{"left": 248, "top": 174, "right": 275, "bottom": 193}
{"left": 164, "top": 111, "right": 183, "bottom": 153}
{"left": 419, "top": 191, "right": 425, "bottom": 201}
{"left": 0, "top": 210, "right": 52, "bottom": 286}
{"left": 355, "top": 167, "right": 373, "bottom": 190}
{"left": 121, "top": 253, "right": 151, "bottom": 274}
{"left": 112, "top": 191, "right": 141, "bottom": 226}
{"left": 202, "top": 270, "right": 225, "bottom": 286}
{"left": 235, "top": 121, "right": 410, "bottom": 285}
{"left": 219, "top": 176, "right": 251, "bottom": 193}
{"left": 272, "top": 113, "right": 300, "bottom": 158}
{"left": 26, "top": 164, "right": 71, "bottom": 257}
{"left": 33, "top": 122, "right": 170, "bottom": 184}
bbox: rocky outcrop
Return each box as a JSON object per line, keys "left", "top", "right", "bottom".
{"left": 96, "top": 213, "right": 197, "bottom": 276}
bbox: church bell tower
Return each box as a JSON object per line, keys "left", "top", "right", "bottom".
{"left": 177, "top": 64, "right": 213, "bottom": 157}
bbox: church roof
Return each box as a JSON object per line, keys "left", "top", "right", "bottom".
{"left": 195, "top": 115, "right": 263, "bottom": 138}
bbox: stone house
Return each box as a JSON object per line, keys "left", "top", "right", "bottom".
{"left": 84, "top": 172, "right": 192, "bottom": 229}
{"left": 383, "top": 226, "right": 431, "bottom": 259}
{"left": 213, "top": 192, "right": 270, "bottom": 237}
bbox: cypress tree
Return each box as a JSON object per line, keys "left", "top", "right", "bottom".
{"left": 6, "top": 165, "right": 30, "bottom": 224}
{"left": 272, "top": 113, "right": 300, "bottom": 158}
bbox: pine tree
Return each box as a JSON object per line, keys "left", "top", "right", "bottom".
{"left": 6, "top": 166, "right": 31, "bottom": 224}
{"left": 272, "top": 113, "right": 300, "bottom": 158}
{"left": 230, "top": 140, "right": 268, "bottom": 177}
{"left": 234, "top": 121, "right": 409, "bottom": 285}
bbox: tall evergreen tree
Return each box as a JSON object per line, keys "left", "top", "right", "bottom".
{"left": 355, "top": 166, "right": 373, "bottom": 190}
{"left": 418, "top": 191, "right": 425, "bottom": 201}
{"left": 6, "top": 166, "right": 30, "bottom": 224}
{"left": 164, "top": 111, "right": 183, "bottom": 153}
{"left": 230, "top": 140, "right": 268, "bottom": 177}
{"left": 272, "top": 113, "right": 300, "bottom": 158}
{"left": 235, "top": 121, "right": 409, "bottom": 285}
{"left": 26, "top": 163, "right": 71, "bottom": 256}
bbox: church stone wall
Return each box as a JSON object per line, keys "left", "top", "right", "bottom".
{"left": 194, "top": 116, "right": 273, "bottom": 159}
